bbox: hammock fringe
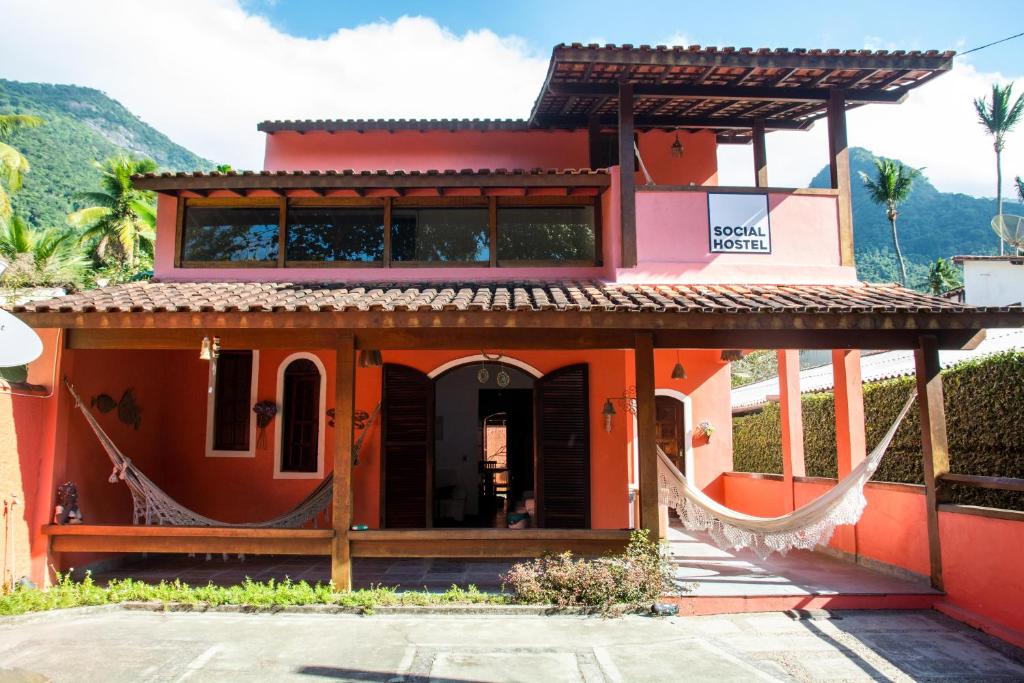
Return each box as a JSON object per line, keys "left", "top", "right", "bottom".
{"left": 65, "top": 379, "right": 379, "bottom": 529}
{"left": 658, "top": 392, "right": 916, "bottom": 559}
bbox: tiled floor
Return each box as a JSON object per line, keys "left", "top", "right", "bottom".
{"left": 665, "top": 526, "right": 937, "bottom": 597}
{"left": 89, "top": 525, "right": 936, "bottom": 598}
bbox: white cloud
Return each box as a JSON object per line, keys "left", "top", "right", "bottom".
{"left": 0, "top": 0, "right": 547, "bottom": 169}
{"left": 1, "top": 1, "right": 1021, "bottom": 197}
{"left": 718, "top": 60, "right": 1024, "bottom": 196}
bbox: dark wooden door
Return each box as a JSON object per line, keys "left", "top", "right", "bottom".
{"left": 535, "top": 364, "right": 590, "bottom": 528}
{"left": 381, "top": 364, "right": 434, "bottom": 528}
{"left": 282, "top": 358, "right": 320, "bottom": 473}
{"left": 655, "top": 395, "right": 686, "bottom": 474}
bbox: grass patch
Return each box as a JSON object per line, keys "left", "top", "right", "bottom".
{"left": 0, "top": 573, "right": 507, "bottom": 616}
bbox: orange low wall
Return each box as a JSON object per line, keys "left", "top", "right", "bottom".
{"left": 721, "top": 471, "right": 1024, "bottom": 647}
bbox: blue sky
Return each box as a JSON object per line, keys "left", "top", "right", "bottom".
{"left": 247, "top": 0, "right": 1024, "bottom": 74}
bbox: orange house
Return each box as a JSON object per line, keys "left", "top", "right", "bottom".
{"left": 3, "top": 43, "right": 1020, "bottom": 596}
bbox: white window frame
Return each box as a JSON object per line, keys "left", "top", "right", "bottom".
{"left": 274, "top": 352, "right": 327, "bottom": 480}
{"left": 205, "top": 350, "right": 259, "bottom": 458}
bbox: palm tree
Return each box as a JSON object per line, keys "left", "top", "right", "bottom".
{"left": 927, "top": 257, "right": 960, "bottom": 295}
{"left": 0, "top": 114, "right": 44, "bottom": 218}
{"left": 975, "top": 83, "right": 1024, "bottom": 255}
{"left": 859, "top": 158, "right": 922, "bottom": 287}
{"left": 0, "top": 215, "right": 87, "bottom": 288}
{"left": 68, "top": 155, "right": 157, "bottom": 269}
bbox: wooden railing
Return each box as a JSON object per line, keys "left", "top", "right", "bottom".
{"left": 936, "top": 473, "right": 1024, "bottom": 523}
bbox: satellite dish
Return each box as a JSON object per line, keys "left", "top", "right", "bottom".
{"left": 991, "top": 214, "right": 1024, "bottom": 252}
{"left": 0, "top": 309, "right": 43, "bottom": 367}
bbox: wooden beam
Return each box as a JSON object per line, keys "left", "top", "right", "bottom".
{"left": 349, "top": 528, "right": 630, "bottom": 558}
{"left": 828, "top": 89, "right": 856, "bottom": 267}
{"left": 539, "top": 113, "right": 809, "bottom": 132}
{"left": 546, "top": 82, "right": 906, "bottom": 104}
{"left": 618, "top": 82, "right": 638, "bottom": 267}
{"left": 752, "top": 119, "right": 768, "bottom": 187}
{"left": 938, "top": 473, "right": 1024, "bottom": 492}
{"left": 915, "top": 334, "right": 951, "bottom": 591}
{"left": 634, "top": 333, "right": 661, "bottom": 539}
{"left": 332, "top": 334, "right": 356, "bottom": 591}
{"left": 44, "top": 524, "right": 332, "bottom": 555}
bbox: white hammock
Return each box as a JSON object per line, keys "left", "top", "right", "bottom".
{"left": 65, "top": 380, "right": 379, "bottom": 528}
{"left": 658, "top": 392, "right": 916, "bottom": 558}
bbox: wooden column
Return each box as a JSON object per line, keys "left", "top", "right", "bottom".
{"left": 827, "top": 89, "right": 855, "bottom": 267}
{"left": 588, "top": 114, "right": 603, "bottom": 169}
{"left": 331, "top": 334, "right": 356, "bottom": 591}
{"left": 634, "top": 333, "right": 661, "bottom": 538}
{"left": 777, "top": 350, "right": 805, "bottom": 511}
{"left": 752, "top": 119, "right": 769, "bottom": 188}
{"left": 618, "top": 82, "right": 638, "bottom": 268}
{"left": 914, "top": 334, "right": 951, "bottom": 590}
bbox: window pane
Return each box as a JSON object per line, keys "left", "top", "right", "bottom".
{"left": 213, "top": 351, "right": 252, "bottom": 451}
{"left": 182, "top": 207, "right": 279, "bottom": 262}
{"left": 286, "top": 207, "right": 384, "bottom": 262}
{"left": 391, "top": 207, "right": 489, "bottom": 263}
{"left": 497, "top": 206, "right": 596, "bottom": 262}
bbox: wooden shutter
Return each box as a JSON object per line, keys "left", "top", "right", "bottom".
{"left": 381, "top": 364, "right": 434, "bottom": 528}
{"left": 535, "top": 363, "right": 590, "bottom": 528}
{"left": 281, "top": 358, "right": 321, "bottom": 473}
{"left": 213, "top": 350, "right": 253, "bottom": 451}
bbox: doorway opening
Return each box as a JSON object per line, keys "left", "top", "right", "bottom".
{"left": 656, "top": 394, "right": 687, "bottom": 475}
{"left": 433, "top": 364, "right": 535, "bottom": 528}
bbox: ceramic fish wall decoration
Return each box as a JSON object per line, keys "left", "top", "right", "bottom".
{"left": 90, "top": 393, "right": 118, "bottom": 414}
{"left": 117, "top": 389, "right": 142, "bottom": 430}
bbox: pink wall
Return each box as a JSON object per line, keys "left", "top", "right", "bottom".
{"left": 264, "top": 130, "right": 592, "bottom": 172}
{"left": 622, "top": 189, "right": 856, "bottom": 284}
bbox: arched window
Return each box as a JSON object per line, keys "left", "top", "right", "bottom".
{"left": 275, "top": 353, "right": 326, "bottom": 478}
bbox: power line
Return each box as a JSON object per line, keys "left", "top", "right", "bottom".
{"left": 959, "top": 31, "right": 1024, "bottom": 57}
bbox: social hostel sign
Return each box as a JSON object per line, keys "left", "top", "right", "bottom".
{"left": 708, "top": 192, "right": 771, "bottom": 254}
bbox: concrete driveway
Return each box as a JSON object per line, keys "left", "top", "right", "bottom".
{"left": 1, "top": 608, "right": 1022, "bottom": 682}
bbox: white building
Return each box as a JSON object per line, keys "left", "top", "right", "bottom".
{"left": 952, "top": 255, "right": 1024, "bottom": 307}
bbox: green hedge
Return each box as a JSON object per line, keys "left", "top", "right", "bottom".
{"left": 732, "top": 351, "right": 1024, "bottom": 510}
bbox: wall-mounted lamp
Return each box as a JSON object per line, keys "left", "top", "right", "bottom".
{"left": 199, "top": 336, "right": 220, "bottom": 361}
{"left": 670, "top": 132, "right": 684, "bottom": 158}
{"left": 601, "top": 386, "right": 637, "bottom": 432}
{"left": 358, "top": 349, "right": 383, "bottom": 368}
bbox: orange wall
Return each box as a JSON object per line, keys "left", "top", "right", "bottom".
{"left": 0, "top": 329, "right": 62, "bottom": 586}
{"left": 636, "top": 130, "right": 718, "bottom": 186}
{"left": 719, "top": 472, "right": 1024, "bottom": 646}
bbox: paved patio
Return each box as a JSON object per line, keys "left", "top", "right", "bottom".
{"left": 2, "top": 609, "right": 1023, "bottom": 682}
{"left": 88, "top": 526, "right": 936, "bottom": 602}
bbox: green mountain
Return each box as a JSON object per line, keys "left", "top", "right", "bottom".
{"left": 810, "top": 147, "right": 1000, "bottom": 287}
{"left": 0, "top": 79, "right": 214, "bottom": 229}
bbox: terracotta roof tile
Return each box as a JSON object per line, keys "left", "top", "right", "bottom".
{"left": 9, "top": 281, "right": 1006, "bottom": 317}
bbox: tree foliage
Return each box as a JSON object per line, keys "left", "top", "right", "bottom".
{"left": 0, "top": 113, "right": 43, "bottom": 217}
{"left": 0, "top": 215, "right": 87, "bottom": 288}
{"left": 858, "top": 158, "right": 921, "bottom": 286}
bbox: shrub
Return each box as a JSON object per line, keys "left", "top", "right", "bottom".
{"left": 733, "top": 351, "right": 1024, "bottom": 510}
{"left": 501, "top": 530, "right": 671, "bottom": 611}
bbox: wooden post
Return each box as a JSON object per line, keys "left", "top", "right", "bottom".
{"left": 331, "top": 334, "right": 356, "bottom": 591}
{"left": 634, "top": 333, "right": 661, "bottom": 538}
{"left": 588, "top": 114, "right": 603, "bottom": 169}
{"left": 777, "top": 349, "right": 805, "bottom": 511}
{"left": 752, "top": 119, "right": 768, "bottom": 188}
{"left": 618, "top": 82, "right": 638, "bottom": 268}
{"left": 827, "top": 89, "right": 855, "bottom": 267}
{"left": 914, "top": 334, "right": 951, "bottom": 590}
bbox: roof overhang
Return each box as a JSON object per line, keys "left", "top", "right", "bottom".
{"left": 528, "top": 43, "right": 955, "bottom": 140}
{"left": 132, "top": 169, "right": 610, "bottom": 196}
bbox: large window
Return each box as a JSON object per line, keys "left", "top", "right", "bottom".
{"left": 178, "top": 199, "right": 599, "bottom": 268}
{"left": 287, "top": 207, "right": 385, "bottom": 263}
{"left": 181, "top": 206, "right": 279, "bottom": 263}
{"left": 391, "top": 207, "right": 489, "bottom": 263}
{"left": 497, "top": 206, "right": 596, "bottom": 264}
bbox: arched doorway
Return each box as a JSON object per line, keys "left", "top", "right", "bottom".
{"left": 379, "top": 359, "right": 591, "bottom": 529}
{"left": 655, "top": 391, "right": 691, "bottom": 476}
